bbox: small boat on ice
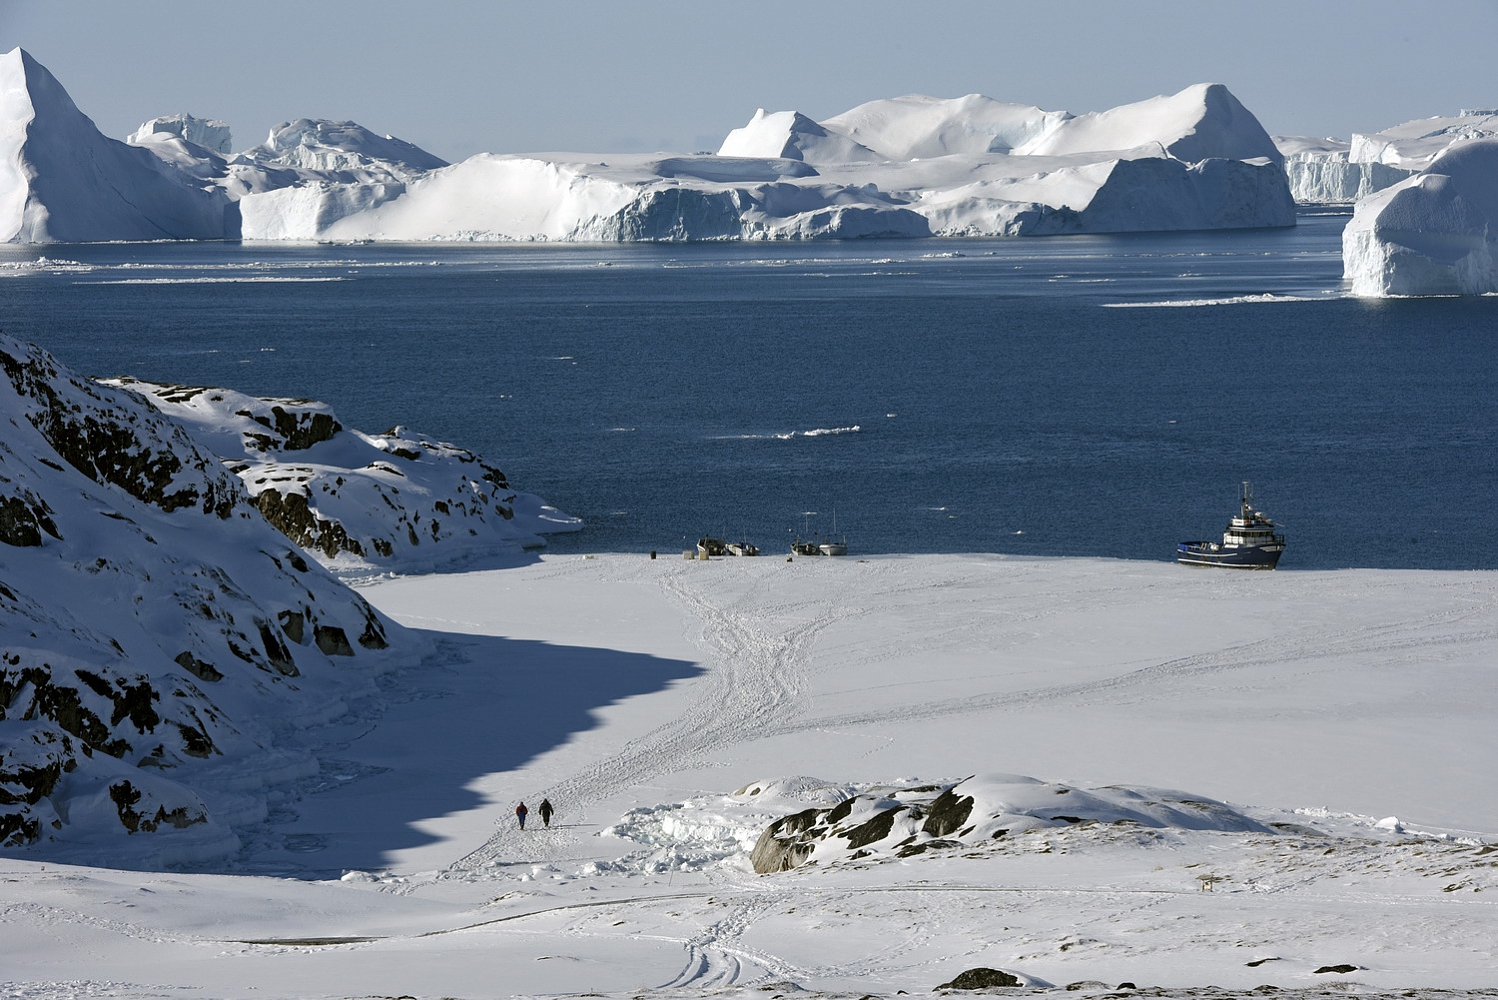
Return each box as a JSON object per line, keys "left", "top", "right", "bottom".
{"left": 1177, "top": 482, "right": 1286, "bottom": 569}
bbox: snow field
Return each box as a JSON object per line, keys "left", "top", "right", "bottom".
{"left": 2, "top": 551, "right": 1495, "bottom": 996}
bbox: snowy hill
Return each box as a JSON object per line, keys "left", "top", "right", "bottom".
{"left": 0, "top": 335, "right": 424, "bottom": 863}
{"left": 109, "top": 379, "right": 581, "bottom": 574}
{"left": 0, "top": 48, "right": 234, "bottom": 242}
{"left": 0, "top": 48, "right": 1292, "bottom": 243}
{"left": 1343, "top": 137, "right": 1498, "bottom": 295}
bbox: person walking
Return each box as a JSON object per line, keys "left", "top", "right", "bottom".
{"left": 515, "top": 801, "right": 528, "bottom": 830}
{"left": 539, "top": 798, "right": 554, "bottom": 828}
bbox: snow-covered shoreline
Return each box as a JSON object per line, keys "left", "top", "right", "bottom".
{"left": 5, "top": 550, "right": 1493, "bottom": 998}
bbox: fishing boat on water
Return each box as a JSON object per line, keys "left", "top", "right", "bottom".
{"left": 1177, "top": 482, "right": 1286, "bottom": 569}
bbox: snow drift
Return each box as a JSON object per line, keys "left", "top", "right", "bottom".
{"left": 1343, "top": 138, "right": 1498, "bottom": 296}
{"left": 110, "top": 379, "right": 582, "bottom": 574}
{"left": 0, "top": 335, "right": 429, "bottom": 862}
{"left": 0, "top": 48, "right": 1293, "bottom": 243}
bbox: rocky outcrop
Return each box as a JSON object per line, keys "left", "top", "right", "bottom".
{"left": 750, "top": 774, "right": 1272, "bottom": 873}
{"left": 109, "top": 380, "right": 580, "bottom": 574}
{"left": 0, "top": 335, "right": 420, "bottom": 862}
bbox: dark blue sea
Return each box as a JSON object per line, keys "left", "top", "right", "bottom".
{"left": 3, "top": 209, "right": 1495, "bottom": 570}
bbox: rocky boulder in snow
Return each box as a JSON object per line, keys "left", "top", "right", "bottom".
{"left": 109, "top": 379, "right": 581, "bottom": 574}
{"left": 0, "top": 336, "right": 421, "bottom": 862}
{"left": 750, "top": 774, "right": 1272, "bottom": 873}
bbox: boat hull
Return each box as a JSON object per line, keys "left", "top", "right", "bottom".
{"left": 1176, "top": 542, "right": 1283, "bottom": 569}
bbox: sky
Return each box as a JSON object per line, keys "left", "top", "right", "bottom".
{"left": 1, "top": 0, "right": 1494, "bottom": 163}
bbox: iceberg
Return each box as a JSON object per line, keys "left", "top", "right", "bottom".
{"left": 1342, "top": 137, "right": 1498, "bottom": 296}
{"left": 1276, "top": 109, "right": 1498, "bottom": 205}
{"left": 1, "top": 47, "right": 1293, "bottom": 243}
{"left": 0, "top": 49, "right": 235, "bottom": 241}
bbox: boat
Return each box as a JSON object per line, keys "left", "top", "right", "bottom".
{"left": 697, "top": 537, "right": 727, "bottom": 558}
{"left": 1177, "top": 482, "right": 1286, "bottom": 569}
{"left": 789, "top": 508, "right": 849, "bottom": 557}
{"left": 725, "top": 541, "right": 759, "bottom": 557}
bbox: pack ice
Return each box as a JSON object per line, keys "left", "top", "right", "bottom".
{"left": 1342, "top": 138, "right": 1498, "bottom": 296}
{"left": 0, "top": 47, "right": 1292, "bottom": 242}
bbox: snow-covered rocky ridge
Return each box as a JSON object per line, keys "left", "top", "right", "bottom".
{"left": 1275, "top": 108, "right": 1498, "bottom": 204}
{"left": 0, "top": 335, "right": 427, "bottom": 863}
{"left": 1, "top": 47, "right": 1292, "bottom": 242}
{"left": 1342, "top": 138, "right": 1498, "bottom": 296}
{"left": 107, "top": 379, "right": 581, "bottom": 575}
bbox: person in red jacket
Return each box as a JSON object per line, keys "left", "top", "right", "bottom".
{"left": 516, "top": 801, "right": 528, "bottom": 830}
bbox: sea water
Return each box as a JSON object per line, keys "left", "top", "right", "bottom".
{"left": 3, "top": 210, "right": 1495, "bottom": 570}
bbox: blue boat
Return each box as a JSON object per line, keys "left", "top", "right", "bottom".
{"left": 1177, "top": 482, "right": 1286, "bottom": 569}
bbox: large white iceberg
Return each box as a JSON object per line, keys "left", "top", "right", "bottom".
{"left": 1, "top": 47, "right": 1292, "bottom": 243}
{"left": 1342, "top": 137, "right": 1498, "bottom": 296}
{"left": 240, "top": 81, "right": 1293, "bottom": 241}
{"left": 1276, "top": 108, "right": 1498, "bottom": 204}
{"left": 0, "top": 49, "right": 234, "bottom": 241}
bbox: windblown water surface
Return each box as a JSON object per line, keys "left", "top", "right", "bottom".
{"left": 3, "top": 209, "right": 1495, "bottom": 569}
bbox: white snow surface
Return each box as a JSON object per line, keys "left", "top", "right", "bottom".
{"left": 0, "top": 48, "right": 1294, "bottom": 243}
{"left": 104, "top": 379, "right": 580, "bottom": 576}
{"left": 4, "top": 540, "right": 1495, "bottom": 998}
{"left": 1343, "top": 137, "right": 1498, "bottom": 295}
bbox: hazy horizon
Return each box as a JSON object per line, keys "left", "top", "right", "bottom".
{"left": 2, "top": 0, "right": 1494, "bottom": 163}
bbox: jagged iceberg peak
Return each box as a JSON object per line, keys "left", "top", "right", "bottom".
{"left": 0, "top": 47, "right": 235, "bottom": 242}
{"left": 129, "top": 113, "right": 232, "bottom": 155}
{"left": 823, "top": 93, "right": 1073, "bottom": 160}
{"left": 1015, "top": 83, "right": 1281, "bottom": 163}
{"left": 1343, "top": 136, "right": 1498, "bottom": 296}
{"left": 234, "top": 118, "right": 449, "bottom": 180}
{"left": 717, "top": 109, "right": 878, "bottom": 164}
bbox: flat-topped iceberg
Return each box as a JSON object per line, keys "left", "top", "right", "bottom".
{"left": 0, "top": 47, "right": 1293, "bottom": 243}
{"left": 1343, "top": 137, "right": 1498, "bottom": 296}
{"left": 1276, "top": 109, "right": 1498, "bottom": 204}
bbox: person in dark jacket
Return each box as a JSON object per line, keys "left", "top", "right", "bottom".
{"left": 516, "top": 801, "right": 528, "bottom": 830}
{"left": 539, "top": 798, "right": 554, "bottom": 828}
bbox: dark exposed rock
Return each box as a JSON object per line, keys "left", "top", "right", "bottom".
{"left": 314, "top": 624, "right": 354, "bottom": 657}
{"left": 177, "top": 652, "right": 232, "bottom": 686}
{"left": 255, "top": 488, "right": 364, "bottom": 559}
{"left": 357, "top": 605, "right": 389, "bottom": 649}
{"left": 922, "top": 787, "right": 975, "bottom": 838}
{"left": 1, "top": 664, "right": 132, "bottom": 757}
{"left": 751, "top": 808, "right": 826, "bottom": 873}
{"left": 1313, "top": 965, "right": 1360, "bottom": 975}
{"left": 934, "top": 967, "right": 1022, "bottom": 990}
{"left": 269, "top": 405, "right": 341, "bottom": 450}
{"left": 843, "top": 806, "right": 902, "bottom": 849}
{"left": 257, "top": 619, "right": 299, "bottom": 676}
{"left": 0, "top": 490, "right": 61, "bottom": 546}
{"left": 108, "top": 779, "right": 206, "bottom": 833}
{"left": 1, "top": 344, "right": 241, "bottom": 519}
{"left": 277, "top": 609, "right": 306, "bottom": 645}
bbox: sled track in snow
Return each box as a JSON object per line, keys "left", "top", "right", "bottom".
{"left": 451, "top": 563, "right": 848, "bottom": 872}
